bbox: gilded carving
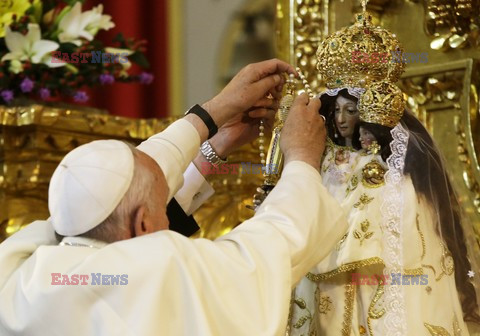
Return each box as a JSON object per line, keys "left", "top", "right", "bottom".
{"left": 423, "top": 0, "right": 479, "bottom": 50}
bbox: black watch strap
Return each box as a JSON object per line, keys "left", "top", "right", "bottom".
{"left": 185, "top": 104, "right": 218, "bottom": 139}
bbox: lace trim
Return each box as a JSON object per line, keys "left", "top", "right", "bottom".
{"left": 320, "top": 87, "right": 366, "bottom": 99}
{"left": 381, "top": 123, "right": 409, "bottom": 335}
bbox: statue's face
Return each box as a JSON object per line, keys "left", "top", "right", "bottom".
{"left": 359, "top": 126, "right": 376, "bottom": 149}
{"left": 334, "top": 95, "right": 359, "bottom": 140}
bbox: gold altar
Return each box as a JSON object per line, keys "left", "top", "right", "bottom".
{"left": 1, "top": 0, "right": 479, "bottom": 270}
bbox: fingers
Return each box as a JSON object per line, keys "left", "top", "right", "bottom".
{"left": 247, "top": 74, "right": 285, "bottom": 105}
{"left": 291, "top": 92, "right": 310, "bottom": 108}
{"left": 252, "top": 59, "right": 297, "bottom": 80}
{"left": 248, "top": 108, "right": 276, "bottom": 120}
{"left": 309, "top": 97, "right": 321, "bottom": 112}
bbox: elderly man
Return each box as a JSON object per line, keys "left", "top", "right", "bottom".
{"left": 0, "top": 59, "right": 347, "bottom": 335}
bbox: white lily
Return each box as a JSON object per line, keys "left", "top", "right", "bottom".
{"left": 1, "top": 23, "right": 64, "bottom": 69}
{"left": 58, "top": 2, "right": 114, "bottom": 46}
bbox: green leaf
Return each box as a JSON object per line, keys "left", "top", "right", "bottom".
{"left": 53, "top": 5, "right": 72, "bottom": 27}
{"left": 128, "top": 51, "right": 150, "bottom": 68}
{"left": 63, "top": 0, "right": 85, "bottom": 5}
{"left": 113, "top": 33, "right": 126, "bottom": 44}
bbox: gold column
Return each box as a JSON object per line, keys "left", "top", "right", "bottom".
{"left": 168, "top": 0, "right": 184, "bottom": 116}
{"left": 276, "top": 0, "right": 329, "bottom": 93}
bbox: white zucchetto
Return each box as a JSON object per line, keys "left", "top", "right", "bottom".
{"left": 48, "top": 140, "right": 134, "bottom": 236}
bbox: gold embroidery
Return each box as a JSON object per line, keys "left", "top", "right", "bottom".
{"left": 424, "top": 323, "right": 451, "bottom": 335}
{"left": 367, "top": 277, "right": 386, "bottom": 335}
{"left": 353, "top": 220, "right": 374, "bottom": 245}
{"left": 403, "top": 268, "right": 424, "bottom": 276}
{"left": 416, "top": 213, "right": 426, "bottom": 260}
{"left": 336, "top": 233, "right": 348, "bottom": 251}
{"left": 342, "top": 282, "right": 356, "bottom": 336}
{"left": 346, "top": 174, "right": 359, "bottom": 196}
{"left": 294, "top": 298, "right": 307, "bottom": 309}
{"left": 315, "top": 287, "right": 333, "bottom": 314}
{"left": 440, "top": 242, "right": 455, "bottom": 276}
{"left": 292, "top": 298, "right": 312, "bottom": 329}
{"left": 326, "top": 137, "right": 356, "bottom": 152}
{"left": 353, "top": 193, "right": 374, "bottom": 209}
{"left": 452, "top": 315, "right": 462, "bottom": 336}
{"left": 306, "top": 257, "right": 424, "bottom": 281}
{"left": 422, "top": 264, "right": 438, "bottom": 278}
{"left": 424, "top": 315, "right": 462, "bottom": 336}
{"left": 359, "top": 325, "right": 367, "bottom": 335}
{"left": 423, "top": 242, "right": 455, "bottom": 282}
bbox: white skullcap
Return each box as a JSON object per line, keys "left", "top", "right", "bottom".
{"left": 49, "top": 140, "right": 134, "bottom": 236}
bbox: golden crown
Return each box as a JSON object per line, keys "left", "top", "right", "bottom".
{"left": 316, "top": 12, "right": 406, "bottom": 89}
{"left": 358, "top": 81, "right": 405, "bottom": 127}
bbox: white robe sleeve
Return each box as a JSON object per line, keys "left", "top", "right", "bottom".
{"left": 136, "top": 119, "right": 201, "bottom": 202}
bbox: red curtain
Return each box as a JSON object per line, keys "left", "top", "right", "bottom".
{"left": 84, "top": 0, "right": 169, "bottom": 118}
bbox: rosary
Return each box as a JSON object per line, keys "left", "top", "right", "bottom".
{"left": 249, "top": 68, "right": 314, "bottom": 210}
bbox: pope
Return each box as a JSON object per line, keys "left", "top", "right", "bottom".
{"left": 0, "top": 59, "right": 347, "bottom": 335}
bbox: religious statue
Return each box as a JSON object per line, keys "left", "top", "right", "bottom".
{"left": 287, "top": 10, "right": 480, "bottom": 336}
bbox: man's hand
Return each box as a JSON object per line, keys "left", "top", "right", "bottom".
{"left": 208, "top": 83, "right": 282, "bottom": 157}
{"left": 203, "top": 59, "right": 296, "bottom": 128}
{"left": 280, "top": 94, "right": 325, "bottom": 170}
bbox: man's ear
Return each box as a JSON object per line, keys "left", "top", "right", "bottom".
{"left": 132, "top": 205, "right": 154, "bottom": 237}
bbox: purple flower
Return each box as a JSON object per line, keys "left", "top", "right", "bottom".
{"left": 20, "top": 77, "right": 34, "bottom": 93}
{"left": 39, "top": 88, "right": 51, "bottom": 100}
{"left": 99, "top": 73, "right": 115, "bottom": 85}
{"left": 73, "top": 91, "right": 89, "bottom": 103}
{"left": 139, "top": 72, "right": 154, "bottom": 85}
{"left": 1, "top": 90, "right": 14, "bottom": 103}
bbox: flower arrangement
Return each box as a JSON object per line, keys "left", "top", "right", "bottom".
{"left": 0, "top": 0, "right": 153, "bottom": 104}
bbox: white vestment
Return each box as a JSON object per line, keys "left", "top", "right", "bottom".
{"left": 289, "top": 147, "right": 470, "bottom": 335}
{"left": 0, "top": 119, "right": 348, "bottom": 335}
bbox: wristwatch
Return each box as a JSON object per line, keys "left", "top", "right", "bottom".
{"left": 185, "top": 104, "right": 218, "bottom": 139}
{"left": 200, "top": 141, "right": 227, "bottom": 166}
